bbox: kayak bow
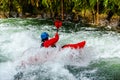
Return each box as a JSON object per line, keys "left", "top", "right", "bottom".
{"left": 62, "top": 41, "right": 86, "bottom": 49}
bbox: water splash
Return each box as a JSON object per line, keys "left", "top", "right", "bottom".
{"left": 0, "top": 19, "right": 120, "bottom": 80}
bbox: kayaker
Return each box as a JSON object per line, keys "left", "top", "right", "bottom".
{"left": 40, "top": 31, "right": 59, "bottom": 47}
{"left": 40, "top": 20, "right": 62, "bottom": 48}
{"left": 40, "top": 20, "right": 86, "bottom": 49}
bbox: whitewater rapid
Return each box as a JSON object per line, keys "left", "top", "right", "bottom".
{"left": 0, "top": 19, "right": 120, "bottom": 80}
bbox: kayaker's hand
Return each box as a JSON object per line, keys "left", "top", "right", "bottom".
{"left": 56, "top": 29, "right": 59, "bottom": 32}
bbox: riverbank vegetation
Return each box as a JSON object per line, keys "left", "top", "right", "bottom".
{"left": 0, "top": 0, "right": 120, "bottom": 31}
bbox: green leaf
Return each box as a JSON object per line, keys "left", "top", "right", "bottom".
{"left": 42, "top": 0, "right": 49, "bottom": 7}
{"left": 103, "top": 0, "right": 108, "bottom": 7}
{"left": 89, "top": 0, "right": 97, "bottom": 7}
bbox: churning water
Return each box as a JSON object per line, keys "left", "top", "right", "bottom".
{"left": 0, "top": 18, "right": 120, "bottom": 80}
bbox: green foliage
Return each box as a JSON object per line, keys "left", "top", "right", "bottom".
{"left": 103, "top": 0, "right": 108, "bottom": 7}
{"left": 42, "top": 0, "right": 49, "bottom": 8}
{"left": 0, "top": 0, "right": 120, "bottom": 21}
{"left": 89, "top": 0, "right": 97, "bottom": 8}
{"left": 0, "top": 0, "right": 9, "bottom": 11}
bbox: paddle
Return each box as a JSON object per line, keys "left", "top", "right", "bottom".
{"left": 54, "top": 20, "right": 62, "bottom": 32}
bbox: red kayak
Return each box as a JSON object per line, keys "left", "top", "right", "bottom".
{"left": 62, "top": 41, "right": 86, "bottom": 49}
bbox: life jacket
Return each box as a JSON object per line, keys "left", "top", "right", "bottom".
{"left": 41, "top": 42, "right": 56, "bottom": 47}
{"left": 41, "top": 32, "right": 59, "bottom": 48}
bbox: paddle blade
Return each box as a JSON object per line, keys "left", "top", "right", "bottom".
{"left": 54, "top": 20, "right": 62, "bottom": 29}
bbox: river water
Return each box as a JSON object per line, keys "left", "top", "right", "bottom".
{"left": 0, "top": 18, "right": 120, "bottom": 80}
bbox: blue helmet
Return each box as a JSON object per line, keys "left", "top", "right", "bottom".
{"left": 41, "top": 32, "right": 49, "bottom": 40}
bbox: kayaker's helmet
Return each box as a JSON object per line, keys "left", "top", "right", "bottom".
{"left": 41, "top": 32, "right": 49, "bottom": 41}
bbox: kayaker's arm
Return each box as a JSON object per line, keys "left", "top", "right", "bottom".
{"left": 43, "top": 32, "right": 59, "bottom": 47}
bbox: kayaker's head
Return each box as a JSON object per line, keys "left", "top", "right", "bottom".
{"left": 41, "top": 32, "right": 49, "bottom": 42}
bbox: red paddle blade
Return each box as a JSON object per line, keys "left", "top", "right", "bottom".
{"left": 54, "top": 20, "right": 62, "bottom": 29}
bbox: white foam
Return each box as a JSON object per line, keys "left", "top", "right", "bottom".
{"left": 0, "top": 24, "right": 120, "bottom": 80}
